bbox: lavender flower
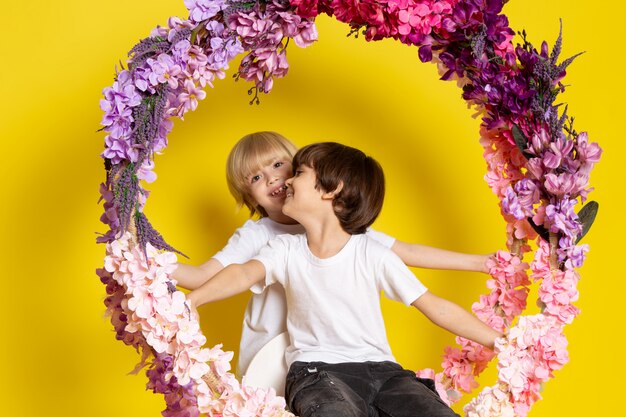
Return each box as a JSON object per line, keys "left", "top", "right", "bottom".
{"left": 132, "top": 85, "right": 169, "bottom": 163}
{"left": 100, "top": 71, "right": 143, "bottom": 164}
{"left": 112, "top": 163, "right": 141, "bottom": 233}
{"left": 134, "top": 211, "right": 187, "bottom": 258}
{"left": 185, "top": 0, "right": 227, "bottom": 24}
{"left": 502, "top": 186, "right": 526, "bottom": 220}
{"left": 545, "top": 198, "right": 583, "bottom": 239}
{"left": 128, "top": 36, "right": 172, "bottom": 71}
{"left": 204, "top": 20, "right": 244, "bottom": 69}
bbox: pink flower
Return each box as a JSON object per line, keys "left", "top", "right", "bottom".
{"left": 544, "top": 172, "right": 588, "bottom": 198}
{"left": 542, "top": 136, "right": 574, "bottom": 169}
{"left": 178, "top": 80, "right": 206, "bottom": 113}
{"left": 575, "top": 132, "right": 602, "bottom": 174}
{"left": 465, "top": 386, "right": 516, "bottom": 417}
{"left": 538, "top": 270, "right": 580, "bottom": 324}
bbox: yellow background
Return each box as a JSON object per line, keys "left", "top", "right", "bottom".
{"left": 2, "top": 1, "right": 623, "bottom": 416}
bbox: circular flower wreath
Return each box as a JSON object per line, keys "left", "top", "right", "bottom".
{"left": 96, "top": 0, "right": 602, "bottom": 416}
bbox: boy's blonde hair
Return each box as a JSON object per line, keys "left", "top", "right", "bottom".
{"left": 226, "top": 131, "right": 298, "bottom": 218}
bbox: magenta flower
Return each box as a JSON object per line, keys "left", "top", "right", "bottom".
{"left": 291, "top": 0, "right": 322, "bottom": 19}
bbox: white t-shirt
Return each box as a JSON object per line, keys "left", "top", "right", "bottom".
{"left": 212, "top": 217, "right": 395, "bottom": 374}
{"left": 254, "top": 233, "right": 427, "bottom": 368}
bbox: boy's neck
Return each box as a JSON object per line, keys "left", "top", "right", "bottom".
{"left": 267, "top": 212, "right": 299, "bottom": 225}
{"left": 303, "top": 220, "right": 351, "bottom": 259}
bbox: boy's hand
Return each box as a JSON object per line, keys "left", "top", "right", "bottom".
{"left": 185, "top": 293, "right": 200, "bottom": 321}
{"left": 482, "top": 253, "right": 497, "bottom": 274}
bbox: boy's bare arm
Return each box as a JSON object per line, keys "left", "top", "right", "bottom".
{"left": 391, "top": 241, "right": 492, "bottom": 273}
{"left": 411, "top": 292, "right": 502, "bottom": 349}
{"left": 173, "top": 258, "right": 225, "bottom": 290}
{"left": 187, "top": 260, "right": 266, "bottom": 308}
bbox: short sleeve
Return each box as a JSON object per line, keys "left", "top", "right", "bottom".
{"left": 377, "top": 250, "right": 428, "bottom": 306}
{"left": 212, "top": 220, "right": 268, "bottom": 267}
{"left": 366, "top": 228, "right": 395, "bottom": 249}
{"left": 253, "top": 236, "right": 291, "bottom": 289}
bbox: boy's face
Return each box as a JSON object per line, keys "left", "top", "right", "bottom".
{"left": 246, "top": 157, "right": 293, "bottom": 219}
{"left": 283, "top": 164, "right": 329, "bottom": 221}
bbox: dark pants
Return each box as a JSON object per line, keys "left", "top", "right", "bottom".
{"left": 285, "top": 361, "right": 459, "bottom": 417}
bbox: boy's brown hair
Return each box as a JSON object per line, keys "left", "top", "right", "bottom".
{"left": 292, "top": 142, "right": 385, "bottom": 234}
{"left": 226, "top": 131, "right": 298, "bottom": 217}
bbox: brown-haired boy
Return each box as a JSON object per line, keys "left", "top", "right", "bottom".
{"left": 188, "top": 142, "right": 501, "bottom": 417}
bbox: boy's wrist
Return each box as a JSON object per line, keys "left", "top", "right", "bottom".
{"left": 187, "top": 291, "right": 198, "bottom": 309}
{"left": 480, "top": 253, "right": 494, "bottom": 274}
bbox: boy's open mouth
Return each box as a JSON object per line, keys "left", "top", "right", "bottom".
{"left": 270, "top": 184, "right": 288, "bottom": 197}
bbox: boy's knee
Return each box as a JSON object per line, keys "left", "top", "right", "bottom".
{"left": 287, "top": 367, "right": 367, "bottom": 417}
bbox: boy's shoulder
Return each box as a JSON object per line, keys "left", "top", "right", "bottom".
{"left": 353, "top": 234, "right": 403, "bottom": 266}
{"left": 354, "top": 233, "right": 392, "bottom": 252}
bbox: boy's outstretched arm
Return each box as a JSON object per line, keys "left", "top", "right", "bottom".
{"left": 392, "top": 241, "right": 492, "bottom": 273}
{"left": 173, "top": 259, "right": 225, "bottom": 291}
{"left": 411, "top": 292, "right": 502, "bottom": 349}
{"left": 187, "top": 260, "right": 266, "bottom": 309}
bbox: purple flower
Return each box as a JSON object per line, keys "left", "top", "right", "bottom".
{"left": 148, "top": 54, "right": 183, "bottom": 89}
{"left": 100, "top": 70, "right": 143, "bottom": 163}
{"left": 172, "top": 39, "right": 193, "bottom": 67}
{"left": 565, "top": 243, "right": 589, "bottom": 269}
{"left": 502, "top": 186, "right": 526, "bottom": 220}
{"left": 204, "top": 20, "right": 244, "bottom": 69}
{"left": 514, "top": 178, "right": 541, "bottom": 209}
{"left": 184, "top": 0, "right": 227, "bottom": 24}
{"left": 147, "top": 353, "right": 200, "bottom": 417}
{"left": 102, "top": 134, "right": 139, "bottom": 164}
{"left": 545, "top": 198, "right": 582, "bottom": 239}
{"left": 103, "top": 70, "right": 142, "bottom": 114}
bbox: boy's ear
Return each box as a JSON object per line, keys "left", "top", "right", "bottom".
{"left": 321, "top": 181, "right": 343, "bottom": 200}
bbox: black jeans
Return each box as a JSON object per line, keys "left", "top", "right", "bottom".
{"left": 285, "top": 361, "right": 459, "bottom": 417}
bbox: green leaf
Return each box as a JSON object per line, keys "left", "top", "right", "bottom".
{"left": 576, "top": 201, "right": 599, "bottom": 243}
{"left": 512, "top": 124, "right": 533, "bottom": 159}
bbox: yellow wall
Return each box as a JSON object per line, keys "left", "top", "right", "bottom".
{"left": 1, "top": 1, "right": 622, "bottom": 416}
